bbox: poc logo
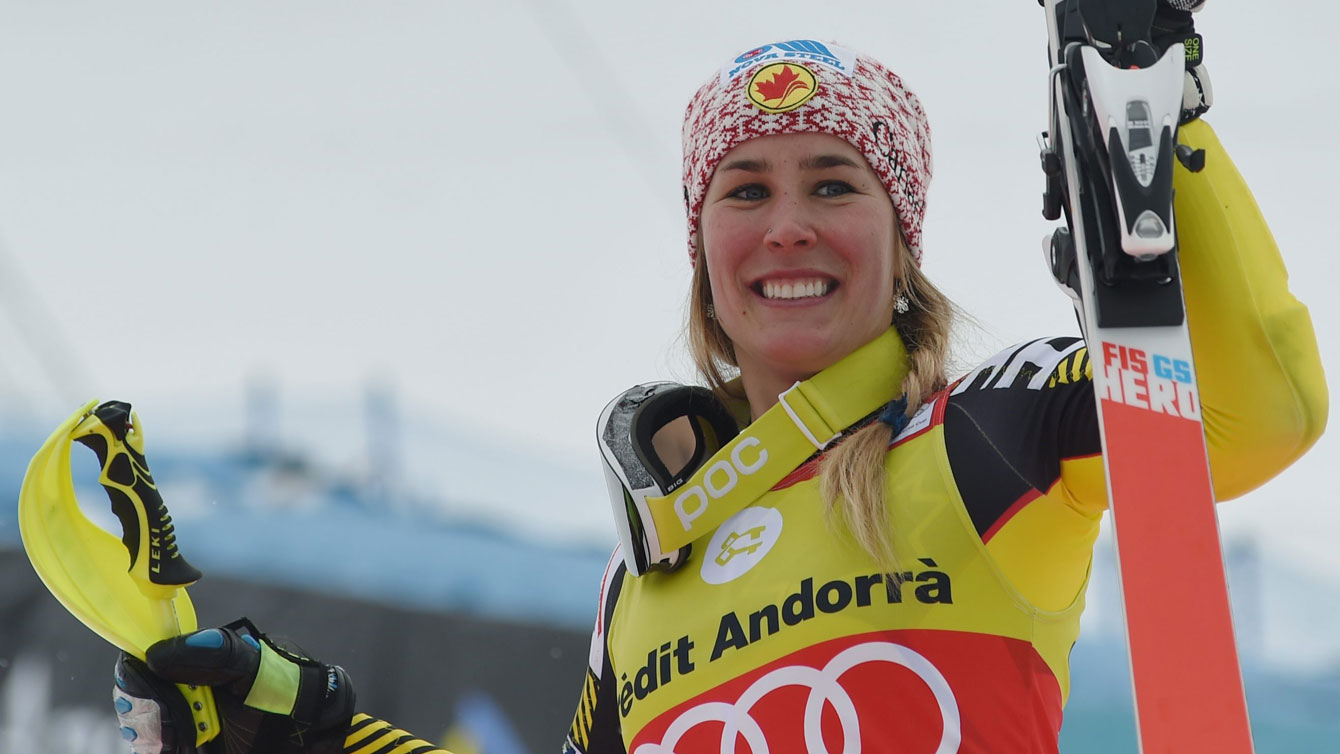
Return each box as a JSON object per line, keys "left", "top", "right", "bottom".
{"left": 673, "top": 437, "right": 768, "bottom": 530}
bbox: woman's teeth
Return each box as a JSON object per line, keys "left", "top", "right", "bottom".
{"left": 761, "top": 279, "right": 831, "bottom": 300}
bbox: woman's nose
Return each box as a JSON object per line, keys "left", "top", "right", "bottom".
{"left": 763, "top": 198, "right": 818, "bottom": 252}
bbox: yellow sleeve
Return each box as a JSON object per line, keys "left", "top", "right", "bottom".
{"left": 987, "top": 121, "right": 1327, "bottom": 614}
{"left": 1176, "top": 119, "right": 1329, "bottom": 499}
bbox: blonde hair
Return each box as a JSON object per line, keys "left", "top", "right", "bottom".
{"left": 686, "top": 233, "right": 954, "bottom": 571}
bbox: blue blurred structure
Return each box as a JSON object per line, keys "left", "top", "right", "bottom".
{"left": 448, "top": 692, "right": 534, "bottom": 754}
{"left": 0, "top": 417, "right": 611, "bottom": 629}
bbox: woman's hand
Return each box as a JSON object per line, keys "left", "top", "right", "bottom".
{"left": 113, "top": 619, "right": 355, "bottom": 754}
{"left": 1155, "top": 0, "right": 1213, "bottom": 122}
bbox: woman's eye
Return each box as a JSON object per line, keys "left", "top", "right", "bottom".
{"left": 728, "top": 184, "right": 769, "bottom": 201}
{"left": 815, "top": 181, "right": 853, "bottom": 197}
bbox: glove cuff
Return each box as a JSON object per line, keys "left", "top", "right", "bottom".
{"left": 224, "top": 618, "right": 356, "bottom": 753}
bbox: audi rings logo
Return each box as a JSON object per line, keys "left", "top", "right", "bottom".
{"left": 633, "top": 641, "right": 961, "bottom": 754}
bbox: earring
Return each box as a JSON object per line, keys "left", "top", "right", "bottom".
{"left": 894, "top": 294, "right": 909, "bottom": 315}
{"left": 706, "top": 303, "right": 716, "bottom": 320}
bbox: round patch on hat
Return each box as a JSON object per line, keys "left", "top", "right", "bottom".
{"left": 746, "top": 62, "right": 818, "bottom": 113}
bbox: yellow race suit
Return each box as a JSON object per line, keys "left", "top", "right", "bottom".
{"left": 561, "top": 120, "right": 1328, "bottom": 754}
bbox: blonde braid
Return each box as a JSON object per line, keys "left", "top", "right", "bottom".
{"left": 818, "top": 250, "right": 954, "bottom": 572}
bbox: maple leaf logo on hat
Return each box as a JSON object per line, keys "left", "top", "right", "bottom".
{"left": 746, "top": 62, "right": 818, "bottom": 113}
{"left": 755, "top": 65, "right": 808, "bottom": 104}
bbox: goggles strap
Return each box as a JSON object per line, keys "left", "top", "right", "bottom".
{"left": 645, "top": 327, "right": 908, "bottom": 553}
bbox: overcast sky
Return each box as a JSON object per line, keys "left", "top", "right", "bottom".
{"left": 0, "top": 2, "right": 1335, "bottom": 577}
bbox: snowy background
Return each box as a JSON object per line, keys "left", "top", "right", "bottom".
{"left": 0, "top": 1, "right": 1336, "bottom": 751}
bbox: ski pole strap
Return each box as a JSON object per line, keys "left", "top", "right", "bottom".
{"left": 245, "top": 639, "right": 302, "bottom": 715}
{"left": 644, "top": 327, "right": 908, "bottom": 552}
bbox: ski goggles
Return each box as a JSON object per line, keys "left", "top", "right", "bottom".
{"left": 597, "top": 328, "right": 911, "bottom": 578}
{"left": 598, "top": 382, "right": 739, "bottom": 576}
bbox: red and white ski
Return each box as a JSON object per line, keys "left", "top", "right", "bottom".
{"left": 1039, "top": 1, "right": 1254, "bottom": 751}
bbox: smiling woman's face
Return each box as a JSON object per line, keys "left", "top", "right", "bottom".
{"left": 700, "top": 132, "right": 899, "bottom": 390}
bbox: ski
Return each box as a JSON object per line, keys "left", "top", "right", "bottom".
{"left": 1037, "top": 1, "right": 1254, "bottom": 752}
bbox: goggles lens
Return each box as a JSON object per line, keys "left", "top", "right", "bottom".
{"left": 598, "top": 383, "right": 738, "bottom": 575}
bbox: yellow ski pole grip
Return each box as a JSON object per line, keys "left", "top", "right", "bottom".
{"left": 19, "top": 400, "right": 221, "bottom": 746}
{"left": 71, "top": 401, "right": 203, "bottom": 598}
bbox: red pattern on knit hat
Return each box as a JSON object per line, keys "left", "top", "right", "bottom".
{"left": 682, "top": 41, "right": 932, "bottom": 267}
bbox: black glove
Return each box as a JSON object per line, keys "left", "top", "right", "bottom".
{"left": 113, "top": 618, "right": 355, "bottom": 754}
{"left": 1154, "top": 0, "right": 1213, "bottom": 123}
